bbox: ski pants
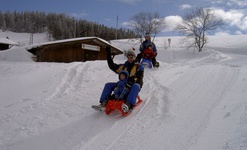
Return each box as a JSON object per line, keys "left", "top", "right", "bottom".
{"left": 100, "top": 82, "right": 140, "bottom": 106}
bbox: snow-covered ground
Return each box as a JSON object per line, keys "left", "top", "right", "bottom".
{"left": 1, "top": 31, "right": 247, "bottom": 150}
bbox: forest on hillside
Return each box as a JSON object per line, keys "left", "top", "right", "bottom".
{"left": 0, "top": 11, "right": 138, "bottom": 41}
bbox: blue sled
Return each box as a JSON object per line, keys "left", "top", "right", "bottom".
{"left": 141, "top": 58, "right": 152, "bottom": 68}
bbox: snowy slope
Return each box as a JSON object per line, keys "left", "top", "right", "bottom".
{"left": 0, "top": 31, "right": 247, "bottom": 150}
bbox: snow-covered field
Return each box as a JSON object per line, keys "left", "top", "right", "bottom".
{"left": 1, "top": 31, "right": 247, "bottom": 150}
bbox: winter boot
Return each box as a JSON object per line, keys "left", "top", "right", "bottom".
{"left": 154, "top": 61, "right": 160, "bottom": 68}
{"left": 92, "top": 100, "right": 108, "bottom": 111}
{"left": 121, "top": 102, "right": 133, "bottom": 114}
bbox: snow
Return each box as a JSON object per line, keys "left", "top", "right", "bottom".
{"left": 0, "top": 38, "right": 18, "bottom": 45}
{"left": 1, "top": 31, "right": 247, "bottom": 150}
{"left": 25, "top": 36, "right": 121, "bottom": 53}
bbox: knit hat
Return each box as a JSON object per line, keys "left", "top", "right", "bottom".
{"left": 125, "top": 49, "right": 136, "bottom": 57}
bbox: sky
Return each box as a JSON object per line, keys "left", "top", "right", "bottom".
{"left": 1, "top": 0, "right": 247, "bottom": 36}
{"left": 1, "top": 31, "right": 247, "bottom": 150}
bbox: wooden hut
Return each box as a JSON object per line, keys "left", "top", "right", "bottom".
{"left": 26, "top": 37, "right": 123, "bottom": 62}
{"left": 0, "top": 37, "right": 18, "bottom": 50}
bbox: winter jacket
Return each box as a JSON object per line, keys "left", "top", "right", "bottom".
{"left": 142, "top": 48, "right": 156, "bottom": 60}
{"left": 105, "top": 47, "right": 144, "bottom": 88}
{"left": 139, "top": 40, "right": 157, "bottom": 54}
{"left": 114, "top": 70, "right": 129, "bottom": 99}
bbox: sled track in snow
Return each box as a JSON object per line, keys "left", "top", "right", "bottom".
{"left": 154, "top": 64, "right": 241, "bottom": 150}
{"left": 0, "top": 62, "right": 92, "bottom": 148}
{"left": 2, "top": 60, "right": 245, "bottom": 150}
{"left": 76, "top": 68, "right": 171, "bottom": 150}
{"left": 89, "top": 63, "right": 243, "bottom": 150}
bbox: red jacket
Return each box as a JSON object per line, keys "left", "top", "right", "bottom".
{"left": 142, "top": 49, "right": 155, "bottom": 60}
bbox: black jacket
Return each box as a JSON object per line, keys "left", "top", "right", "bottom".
{"left": 105, "top": 47, "right": 144, "bottom": 87}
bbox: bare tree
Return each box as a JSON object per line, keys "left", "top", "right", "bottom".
{"left": 175, "top": 7, "right": 223, "bottom": 52}
{"left": 129, "top": 11, "right": 166, "bottom": 41}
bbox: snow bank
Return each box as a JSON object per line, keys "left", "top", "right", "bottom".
{"left": 0, "top": 47, "right": 34, "bottom": 62}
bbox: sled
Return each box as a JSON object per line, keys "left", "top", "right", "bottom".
{"left": 105, "top": 95, "right": 143, "bottom": 116}
{"left": 141, "top": 58, "right": 153, "bottom": 68}
{"left": 141, "top": 58, "right": 160, "bottom": 68}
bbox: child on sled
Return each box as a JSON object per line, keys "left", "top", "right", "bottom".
{"left": 113, "top": 70, "right": 131, "bottom": 100}
{"left": 142, "top": 44, "right": 156, "bottom": 60}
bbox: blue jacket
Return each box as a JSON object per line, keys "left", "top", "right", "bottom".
{"left": 114, "top": 70, "right": 129, "bottom": 99}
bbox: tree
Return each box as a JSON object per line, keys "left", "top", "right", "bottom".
{"left": 175, "top": 7, "right": 223, "bottom": 52}
{"left": 4, "top": 11, "right": 15, "bottom": 31}
{"left": 0, "top": 11, "right": 4, "bottom": 28}
{"left": 0, "top": 10, "right": 138, "bottom": 41}
{"left": 129, "top": 11, "right": 166, "bottom": 41}
{"left": 0, "top": 11, "right": 7, "bottom": 31}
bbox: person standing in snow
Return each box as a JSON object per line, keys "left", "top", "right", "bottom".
{"left": 168, "top": 38, "right": 171, "bottom": 47}
{"left": 135, "top": 33, "right": 159, "bottom": 68}
{"left": 92, "top": 47, "right": 144, "bottom": 113}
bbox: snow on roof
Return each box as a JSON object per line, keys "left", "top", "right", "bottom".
{"left": 25, "top": 36, "right": 122, "bottom": 52}
{"left": 0, "top": 38, "right": 18, "bottom": 45}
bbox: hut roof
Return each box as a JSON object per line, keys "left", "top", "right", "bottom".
{"left": 25, "top": 37, "right": 123, "bottom": 55}
{"left": 0, "top": 38, "right": 18, "bottom": 45}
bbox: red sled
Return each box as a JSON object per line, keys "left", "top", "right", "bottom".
{"left": 105, "top": 95, "right": 143, "bottom": 116}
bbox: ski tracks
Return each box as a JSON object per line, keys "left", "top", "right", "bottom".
{"left": 0, "top": 62, "right": 92, "bottom": 149}
{"left": 76, "top": 67, "right": 171, "bottom": 150}
{"left": 161, "top": 64, "right": 242, "bottom": 150}
{"left": 189, "top": 65, "right": 247, "bottom": 150}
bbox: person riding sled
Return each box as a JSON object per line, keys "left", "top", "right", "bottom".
{"left": 113, "top": 70, "right": 130, "bottom": 100}
{"left": 92, "top": 47, "right": 144, "bottom": 113}
{"left": 142, "top": 44, "right": 156, "bottom": 60}
{"left": 136, "top": 33, "right": 159, "bottom": 68}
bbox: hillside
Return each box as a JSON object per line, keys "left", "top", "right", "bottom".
{"left": 1, "top": 31, "right": 247, "bottom": 150}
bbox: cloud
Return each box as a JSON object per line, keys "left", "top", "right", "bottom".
{"left": 213, "top": 8, "right": 247, "bottom": 31}
{"left": 122, "top": 15, "right": 183, "bottom": 32}
{"left": 211, "top": 0, "right": 247, "bottom": 7}
{"left": 163, "top": 15, "right": 183, "bottom": 31}
{"left": 235, "top": 30, "right": 243, "bottom": 34}
{"left": 180, "top": 4, "right": 192, "bottom": 10}
{"left": 226, "top": 0, "right": 247, "bottom": 7}
{"left": 122, "top": 21, "right": 132, "bottom": 27}
{"left": 123, "top": 15, "right": 183, "bottom": 32}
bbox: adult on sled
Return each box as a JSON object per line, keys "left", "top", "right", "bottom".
{"left": 140, "top": 44, "right": 156, "bottom": 68}
{"left": 136, "top": 33, "right": 159, "bottom": 68}
{"left": 92, "top": 47, "right": 144, "bottom": 113}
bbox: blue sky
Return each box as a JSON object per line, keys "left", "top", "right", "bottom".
{"left": 1, "top": 0, "right": 247, "bottom": 36}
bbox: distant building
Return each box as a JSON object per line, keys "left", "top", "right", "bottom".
{"left": 26, "top": 37, "right": 123, "bottom": 63}
{"left": 0, "top": 37, "right": 18, "bottom": 50}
